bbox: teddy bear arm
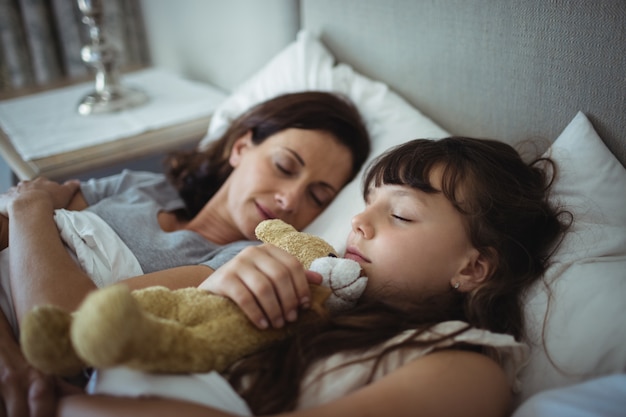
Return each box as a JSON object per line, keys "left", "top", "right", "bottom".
{"left": 123, "top": 306, "right": 289, "bottom": 373}
{"left": 129, "top": 286, "right": 198, "bottom": 319}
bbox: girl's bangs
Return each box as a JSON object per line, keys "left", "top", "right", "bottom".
{"left": 364, "top": 140, "right": 469, "bottom": 206}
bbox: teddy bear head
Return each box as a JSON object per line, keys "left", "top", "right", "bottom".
{"left": 255, "top": 219, "right": 367, "bottom": 313}
{"left": 254, "top": 219, "right": 338, "bottom": 269}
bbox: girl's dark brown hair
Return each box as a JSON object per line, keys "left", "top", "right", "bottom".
{"left": 228, "top": 137, "right": 571, "bottom": 414}
{"left": 164, "top": 91, "right": 371, "bottom": 218}
{"left": 364, "top": 137, "right": 572, "bottom": 339}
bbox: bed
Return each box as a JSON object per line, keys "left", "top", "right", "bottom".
{"left": 191, "top": 0, "right": 626, "bottom": 414}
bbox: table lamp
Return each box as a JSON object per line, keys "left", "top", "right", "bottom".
{"left": 76, "top": 0, "right": 149, "bottom": 115}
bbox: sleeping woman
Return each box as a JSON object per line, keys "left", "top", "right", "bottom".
{"left": 58, "top": 136, "right": 571, "bottom": 417}
{"left": 0, "top": 91, "right": 371, "bottom": 417}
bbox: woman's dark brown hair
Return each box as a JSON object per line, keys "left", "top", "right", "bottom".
{"left": 164, "top": 91, "right": 371, "bottom": 218}
{"left": 228, "top": 137, "right": 571, "bottom": 414}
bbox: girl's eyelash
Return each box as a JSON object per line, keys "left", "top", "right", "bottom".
{"left": 392, "top": 214, "right": 411, "bottom": 222}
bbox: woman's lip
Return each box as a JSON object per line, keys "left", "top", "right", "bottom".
{"left": 256, "top": 202, "right": 277, "bottom": 220}
{"left": 344, "top": 246, "right": 370, "bottom": 263}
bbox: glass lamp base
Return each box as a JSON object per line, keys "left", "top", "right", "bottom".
{"left": 77, "top": 87, "right": 149, "bottom": 115}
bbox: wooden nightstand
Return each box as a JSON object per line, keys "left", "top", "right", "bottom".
{"left": 0, "top": 68, "right": 227, "bottom": 181}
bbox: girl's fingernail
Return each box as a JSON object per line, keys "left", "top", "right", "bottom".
{"left": 300, "top": 296, "right": 310, "bottom": 308}
{"left": 259, "top": 319, "right": 269, "bottom": 329}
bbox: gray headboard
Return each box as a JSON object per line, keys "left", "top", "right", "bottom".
{"left": 300, "top": 0, "right": 626, "bottom": 166}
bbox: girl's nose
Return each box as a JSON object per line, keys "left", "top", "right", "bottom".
{"left": 351, "top": 211, "right": 374, "bottom": 239}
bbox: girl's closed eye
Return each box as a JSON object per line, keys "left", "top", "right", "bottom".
{"left": 392, "top": 213, "right": 412, "bottom": 222}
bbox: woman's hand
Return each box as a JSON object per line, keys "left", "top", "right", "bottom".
{"left": 198, "top": 244, "right": 322, "bottom": 329}
{"left": 0, "top": 362, "right": 82, "bottom": 417}
{"left": 0, "top": 178, "right": 80, "bottom": 216}
{"left": 0, "top": 310, "right": 74, "bottom": 417}
{"left": 0, "top": 361, "right": 55, "bottom": 417}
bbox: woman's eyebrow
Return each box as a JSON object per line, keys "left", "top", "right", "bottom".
{"left": 283, "top": 147, "right": 339, "bottom": 193}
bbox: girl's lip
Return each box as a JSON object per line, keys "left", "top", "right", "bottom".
{"left": 344, "top": 246, "right": 371, "bottom": 263}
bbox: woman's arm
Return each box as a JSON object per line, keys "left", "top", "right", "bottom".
{"left": 7, "top": 189, "right": 96, "bottom": 323}
{"left": 0, "top": 178, "right": 86, "bottom": 252}
{"left": 120, "top": 265, "right": 216, "bottom": 291}
{"left": 5, "top": 186, "right": 215, "bottom": 323}
{"left": 58, "top": 350, "right": 511, "bottom": 417}
{"left": 0, "top": 179, "right": 88, "bottom": 417}
{"left": 3, "top": 177, "right": 211, "bottom": 317}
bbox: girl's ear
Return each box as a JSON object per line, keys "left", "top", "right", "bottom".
{"left": 229, "top": 131, "right": 254, "bottom": 167}
{"left": 453, "top": 248, "right": 494, "bottom": 292}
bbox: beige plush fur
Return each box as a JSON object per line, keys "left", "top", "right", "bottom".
{"left": 20, "top": 219, "right": 353, "bottom": 376}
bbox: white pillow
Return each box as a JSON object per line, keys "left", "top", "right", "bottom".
{"left": 518, "top": 111, "right": 626, "bottom": 405}
{"left": 199, "top": 30, "right": 449, "bottom": 252}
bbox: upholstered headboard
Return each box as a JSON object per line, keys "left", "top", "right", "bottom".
{"left": 300, "top": 0, "right": 626, "bottom": 165}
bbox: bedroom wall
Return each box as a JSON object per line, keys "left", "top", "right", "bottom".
{"left": 300, "top": 0, "right": 626, "bottom": 164}
{"left": 139, "top": 0, "right": 300, "bottom": 92}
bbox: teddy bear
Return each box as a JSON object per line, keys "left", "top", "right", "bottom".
{"left": 20, "top": 219, "right": 367, "bottom": 377}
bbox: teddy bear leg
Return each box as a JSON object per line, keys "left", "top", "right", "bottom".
{"left": 71, "top": 285, "right": 290, "bottom": 373}
{"left": 20, "top": 305, "right": 85, "bottom": 377}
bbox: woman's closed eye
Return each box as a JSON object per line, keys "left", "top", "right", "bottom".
{"left": 276, "top": 163, "right": 293, "bottom": 175}
{"left": 310, "top": 187, "right": 334, "bottom": 207}
{"left": 309, "top": 193, "right": 323, "bottom": 207}
{"left": 273, "top": 151, "right": 300, "bottom": 176}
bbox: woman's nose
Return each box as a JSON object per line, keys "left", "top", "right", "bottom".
{"left": 275, "top": 185, "right": 303, "bottom": 212}
{"left": 351, "top": 211, "right": 374, "bottom": 239}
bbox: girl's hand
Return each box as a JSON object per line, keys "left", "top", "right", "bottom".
{"left": 0, "top": 178, "right": 80, "bottom": 216}
{"left": 198, "top": 244, "right": 322, "bottom": 329}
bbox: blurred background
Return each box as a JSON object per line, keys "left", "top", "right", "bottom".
{"left": 0, "top": 0, "right": 300, "bottom": 187}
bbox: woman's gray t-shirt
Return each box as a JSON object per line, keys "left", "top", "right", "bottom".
{"left": 80, "top": 170, "right": 257, "bottom": 273}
